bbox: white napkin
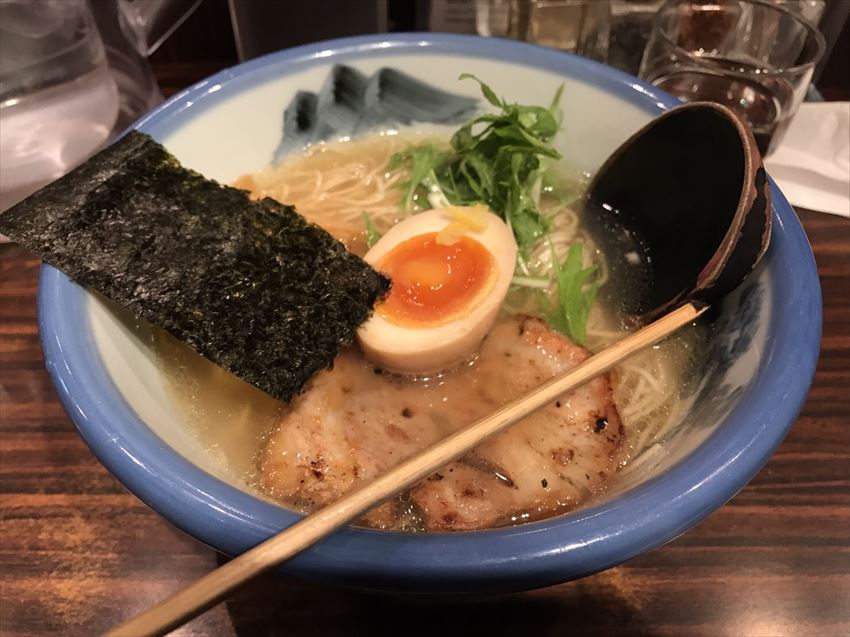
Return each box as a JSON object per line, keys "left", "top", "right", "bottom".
{"left": 764, "top": 101, "right": 850, "bottom": 217}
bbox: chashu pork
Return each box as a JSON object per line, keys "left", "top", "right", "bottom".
{"left": 256, "top": 316, "right": 624, "bottom": 530}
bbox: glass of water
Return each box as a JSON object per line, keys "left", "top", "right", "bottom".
{"left": 638, "top": 0, "right": 825, "bottom": 156}
{"left": 0, "top": 0, "right": 119, "bottom": 212}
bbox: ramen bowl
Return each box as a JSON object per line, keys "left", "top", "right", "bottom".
{"left": 38, "top": 34, "right": 821, "bottom": 593}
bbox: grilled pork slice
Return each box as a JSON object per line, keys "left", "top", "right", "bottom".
{"left": 257, "top": 316, "right": 624, "bottom": 530}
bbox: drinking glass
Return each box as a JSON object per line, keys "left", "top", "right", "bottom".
{"left": 607, "top": 0, "right": 666, "bottom": 75}
{"left": 0, "top": 0, "right": 119, "bottom": 212}
{"left": 638, "top": 0, "right": 825, "bottom": 156}
{"left": 0, "top": 0, "right": 200, "bottom": 215}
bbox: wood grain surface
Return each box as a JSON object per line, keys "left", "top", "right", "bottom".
{"left": 1, "top": 67, "right": 848, "bottom": 637}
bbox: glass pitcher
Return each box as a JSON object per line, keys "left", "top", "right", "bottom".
{"left": 0, "top": 0, "right": 200, "bottom": 213}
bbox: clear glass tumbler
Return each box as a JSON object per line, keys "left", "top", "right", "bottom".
{"left": 0, "top": 0, "right": 200, "bottom": 216}
{"left": 638, "top": 0, "right": 825, "bottom": 156}
{"left": 0, "top": 0, "right": 119, "bottom": 212}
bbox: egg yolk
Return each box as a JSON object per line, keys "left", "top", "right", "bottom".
{"left": 377, "top": 232, "right": 496, "bottom": 327}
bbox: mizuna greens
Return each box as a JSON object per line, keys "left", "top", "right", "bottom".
{"left": 389, "top": 74, "right": 599, "bottom": 345}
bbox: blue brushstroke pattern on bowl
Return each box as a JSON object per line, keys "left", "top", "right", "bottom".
{"left": 37, "top": 33, "right": 821, "bottom": 593}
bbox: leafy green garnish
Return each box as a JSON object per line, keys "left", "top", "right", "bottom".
{"left": 390, "top": 144, "right": 449, "bottom": 212}
{"left": 546, "top": 242, "right": 598, "bottom": 346}
{"left": 389, "top": 74, "right": 600, "bottom": 346}
{"left": 362, "top": 211, "right": 382, "bottom": 248}
{"left": 391, "top": 74, "right": 563, "bottom": 249}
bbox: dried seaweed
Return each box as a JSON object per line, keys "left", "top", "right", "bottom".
{"left": 0, "top": 131, "right": 390, "bottom": 402}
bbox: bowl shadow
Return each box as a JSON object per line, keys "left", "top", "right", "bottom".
{"left": 219, "top": 554, "right": 653, "bottom": 637}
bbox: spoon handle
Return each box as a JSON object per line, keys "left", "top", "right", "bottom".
{"left": 107, "top": 301, "right": 706, "bottom": 637}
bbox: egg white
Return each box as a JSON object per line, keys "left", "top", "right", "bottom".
{"left": 357, "top": 207, "right": 517, "bottom": 374}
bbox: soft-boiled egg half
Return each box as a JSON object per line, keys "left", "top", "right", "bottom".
{"left": 357, "top": 205, "right": 517, "bottom": 374}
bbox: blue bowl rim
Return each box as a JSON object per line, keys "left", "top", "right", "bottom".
{"left": 37, "top": 33, "right": 822, "bottom": 592}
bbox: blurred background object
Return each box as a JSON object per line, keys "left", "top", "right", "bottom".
{"left": 227, "top": 0, "right": 387, "bottom": 60}
{"left": 606, "top": 1, "right": 667, "bottom": 75}
{"left": 1, "top": 0, "right": 847, "bottom": 221}
{"left": 474, "top": 0, "right": 666, "bottom": 74}
{"left": 638, "top": 0, "right": 825, "bottom": 156}
{"left": 0, "top": 0, "right": 118, "bottom": 212}
{"left": 92, "top": 0, "right": 202, "bottom": 130}
{"left": 469, "top": 1, "right": 832, "bottom": 75}
{"left": 142, "top": 1, "right": 846, "bottom": 82}
{"left": 0, "top": 0, "right": 201, "bottom": 213}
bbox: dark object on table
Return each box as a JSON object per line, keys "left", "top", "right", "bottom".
{"left": 0, "top": 131, "right": 390, "bottom": 402}
{"left": 587, "top": 102, "right": 770, "bottom": 321}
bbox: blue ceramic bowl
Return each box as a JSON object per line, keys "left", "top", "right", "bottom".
{"left": 38, "top": 34, "right": 821, "bottom": 593}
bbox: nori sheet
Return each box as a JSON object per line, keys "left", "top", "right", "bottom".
{"left": 0, "top": 131, "right": 390, "bottom": 402}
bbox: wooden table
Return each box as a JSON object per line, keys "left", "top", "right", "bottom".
{"left": 1, "top": 67, "right": 849, "bottom": 636}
